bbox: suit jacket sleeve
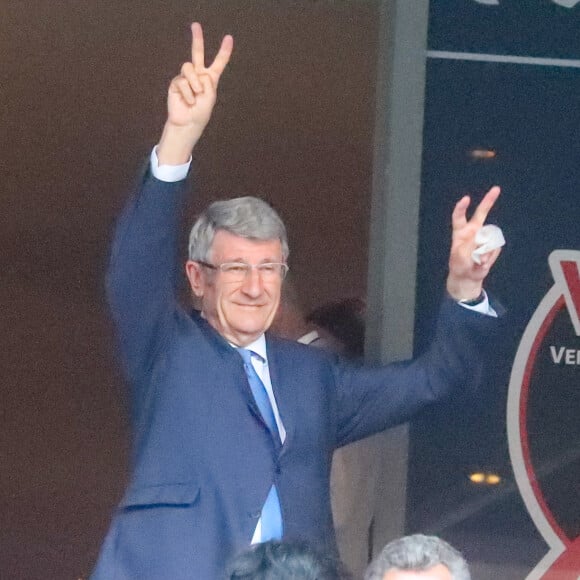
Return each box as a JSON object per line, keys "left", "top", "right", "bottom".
{"left": 333, "top": 296, "right": 501, "bottom": 447}
{"left": 106, "top": 167, "right": 188, "bottom": 389}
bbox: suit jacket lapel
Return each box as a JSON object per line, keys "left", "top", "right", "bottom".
{"left": 265, "top": 336, "right": 296, "bottom": 455}
{"left": 193, "top": 311, "right": 273, "bottom": 437}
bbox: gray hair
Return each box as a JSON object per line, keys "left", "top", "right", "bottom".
{"left": 364, "top": 535, "right": 470, "bottom": 580}
{"left": 188, "top": 196, "right": 289, "bottom": 262}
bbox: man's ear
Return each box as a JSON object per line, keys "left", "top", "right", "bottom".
{"left": 185, "top": 260, "right": 205, "bottom": 297}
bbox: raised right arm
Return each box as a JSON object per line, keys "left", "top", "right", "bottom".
{"left": 106, "top": 23, "right": 233, "bottom": 381}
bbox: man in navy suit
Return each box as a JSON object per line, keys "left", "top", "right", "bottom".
{"left": 92, "top": 23, "right": 503, "bottom": 580}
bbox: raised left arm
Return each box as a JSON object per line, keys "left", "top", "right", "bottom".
{"left": 446, "top": 186, "right": 502, "bottom": 301}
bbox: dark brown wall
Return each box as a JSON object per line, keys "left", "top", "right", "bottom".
{"left": 0, "top": 2, "right": 378, "bottom": 577}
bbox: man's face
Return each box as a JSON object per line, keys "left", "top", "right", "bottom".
{"left": 383, "top": 565, "right": 453, "bottom": 580}
{"left": 186, "top": 230, "right": 284, "bottom": 346}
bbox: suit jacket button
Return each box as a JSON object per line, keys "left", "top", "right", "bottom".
{"left": 249, "top": 510, "right": 261, "bottom": 519}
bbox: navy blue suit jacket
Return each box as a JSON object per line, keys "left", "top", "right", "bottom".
{"left": 91, "top": 170, "right": 499, "bottom": 579}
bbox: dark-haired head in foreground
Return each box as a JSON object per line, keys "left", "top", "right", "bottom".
{"left": 225, "top": 540, "right": 351, "bottom": 580}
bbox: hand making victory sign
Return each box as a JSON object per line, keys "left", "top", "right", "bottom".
{"left": 446, "top": 186, "right": 502, "bottom": 302}
{"left": 157, "top": 22, "right": 234, "bottom": 165}
{"left": 155, "top": 22, "right": 502, "bottom": 307}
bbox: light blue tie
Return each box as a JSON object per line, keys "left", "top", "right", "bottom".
{"left": 237, "top": 348, "right": 283, "bottom": 541}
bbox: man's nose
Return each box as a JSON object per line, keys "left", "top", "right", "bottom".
{"left": 240, "top": 267, "right": 264, "bottom": 297}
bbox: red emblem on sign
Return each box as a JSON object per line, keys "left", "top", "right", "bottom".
{"left": 508, "top": 250, "right": 580, "bottom": 579}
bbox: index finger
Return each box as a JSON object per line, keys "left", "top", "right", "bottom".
{"left": 208, "top": 34, "right": 234, "bottom": 80}
{"left": 470, "top": 186, "right": 501, "bottom": 226}
{"left": 191, "top": 22, "right": 205, "bottom": 71}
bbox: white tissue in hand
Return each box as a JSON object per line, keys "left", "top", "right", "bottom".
{"left": 472, "top": 224, "right": 505, "bottom": 264}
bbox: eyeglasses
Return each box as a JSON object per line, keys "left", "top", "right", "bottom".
{"left": 197, "top": 261, "right": 289, "bottom": 282}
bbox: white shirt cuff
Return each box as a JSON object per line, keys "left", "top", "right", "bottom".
{"left": 458, "top": 290, "right": 497, "bottom": 318}
{"left": 150, "top": 146, "right": 191, "bottom": 182}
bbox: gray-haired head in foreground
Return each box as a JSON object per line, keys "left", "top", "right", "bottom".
{"left": 364, "top": 535, "right": 470, "bottom": 580}
{"left": 188, "top": 196, "right": 289, "bottom": 262}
